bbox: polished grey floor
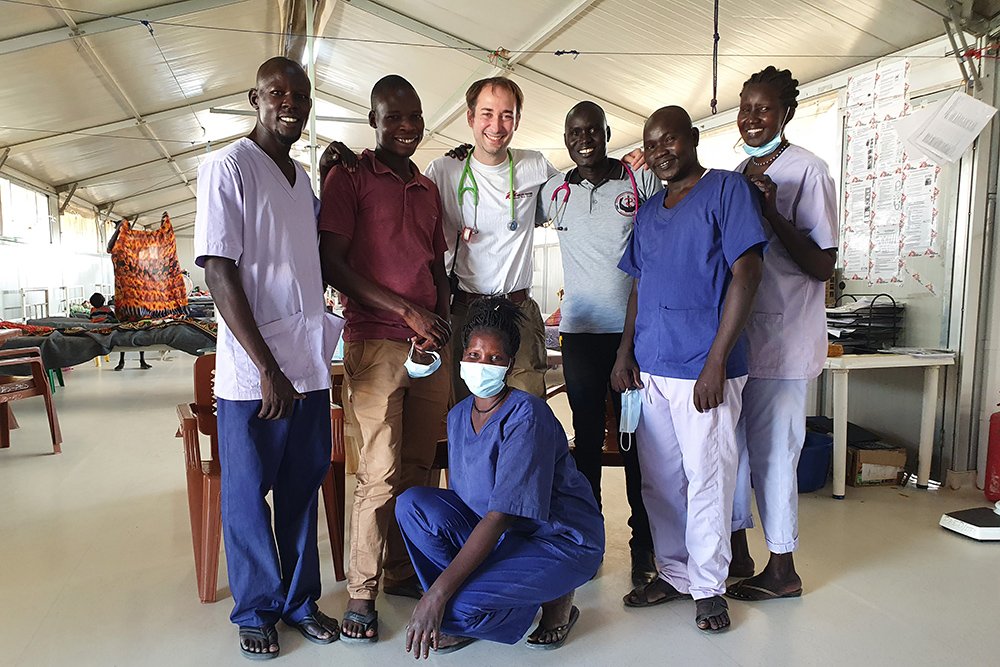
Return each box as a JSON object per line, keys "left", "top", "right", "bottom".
{"left": 2, "top": 355, "right": 997, "bottom": 666}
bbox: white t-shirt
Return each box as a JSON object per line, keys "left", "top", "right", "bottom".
{"left": 425, "top": 149, "right": 558, "bottom": 295}
{"left": 194, "top": 137, "right": 337, "bottom": 401}
{"left": 738, "top": 145, "right": 839, "bottom": 380}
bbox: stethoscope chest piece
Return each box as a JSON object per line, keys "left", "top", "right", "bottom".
{"left": 507, "top": 220, "right": 518, "bottom": 231}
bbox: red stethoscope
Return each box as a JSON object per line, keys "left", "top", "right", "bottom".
{"left": 543, "top": 159, "right": 640, "bottom": 231}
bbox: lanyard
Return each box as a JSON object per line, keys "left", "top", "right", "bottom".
{"left": 457, "top": 149, "right": 516, "bottom": 240}
{"left": 544, "top": 159, "right": 641, "bottom": 232}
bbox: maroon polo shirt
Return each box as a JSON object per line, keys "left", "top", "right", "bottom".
{"left": 320, "top": 149, "right": 447, "bottom": 342}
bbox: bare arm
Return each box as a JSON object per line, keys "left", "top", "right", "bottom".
{"left": 319, "top": 231, "right": 450, "bottom": 351}
{"left": 406, "top": 511, "right": 515, "bottom": 658}
{"left": 748, "top": 174, "right": 836, "bottom": 281}
{"left": 203, "top": 257, "right": 303, "bottom": 419}
{"left": 693, "top": 250, "right": 763, "bottom": 412}
{"left": 611, "top": 279, "right": 643, "bottom": 391}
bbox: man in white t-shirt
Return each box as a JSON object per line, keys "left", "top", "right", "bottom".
{"left": 424, "top": 77, "right": 559, "bottom": 401}
{"left": 195, "top": 57, "right": 341, "bottom": 659}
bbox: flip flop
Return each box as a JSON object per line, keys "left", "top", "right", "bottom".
{"left": 432, "top": 636, "right": 477, "bottom": 654}
{"left": 623, "top": 579, "right": 691, "bottom": 608}
{"left": 238, "top": 625, "right": 279, "bottom": 661}
{"left": 340, "top": 609, "right": 379, "bottom": 644}
{"left": 286, "top": 611, "right": 340, "bottom": 645}
{"left": 695, "top": 596, "right": 731, "bottom": 633}
{"left": 726, "top": 581, "right": 803, "bottom": 601}
{"left": 525, "top": 606, "right": 580, "bottom": 650}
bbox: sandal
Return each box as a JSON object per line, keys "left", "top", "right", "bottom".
{"left": 286, "top": 610, "right": 339, "bottom": 645}
{"left": 695, "top": 596, "right": 731, "bottom": 633}
{"left": 340, "top": 609, "right": 379, "bottom": 644}
{"left": 726, "top": 579, "right": 803, "bottom": 601}
{"left": 623, "top": 579, "right": 690, "bottom": 608}
{"left": 525, "top": 605, "right": 580, "bottom": 650}
{"left": 238, "top": 625, "right": 279, "bottom": 661}
{"left": 432, "top": 636, "right": 477, "bottom": 654}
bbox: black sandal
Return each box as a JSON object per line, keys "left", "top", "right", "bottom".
{"left": 623, "top": 579, "right": 690, "bottom": 608}
{"left": 238, "top": 625, "right": 279, "bottom": 661}
{"left": 287, "top": 610, "right": 339, "bottom": 645}
{"left": 341, "top": 609, "right": 379, "bottom": 644}
{"left": 525, "top": 605, "right": 580, "bottom": 650}
{"left": 695, "top": 596, "right": 731, "bottom": 633}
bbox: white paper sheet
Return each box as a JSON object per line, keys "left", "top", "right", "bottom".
{"left": 875, "top": 121, "right": 903, "bottom": 173}
{"left": 846, "top": 126, "right": 876, "bottom": 177}
{"left": 874, "top": 60, "right": 908, "bottom": 120}
{"left": 872, "top": 172, "right": 903, "bottom": 216}
{"left": 841, "top": 225, "right": 871, "bottom": 281}
{"left": 870, "top": 210, "right": 902, "bottom": 284}
{"left": 845, "top": 179, "right": 873, "bottom": 227}
{"left": 846, "top": 71, "right": 877, "bottom": 124}
{"left": 901, "top": 165, "right": 938, "bottom": 255}
{"left": 900, "top": 91, "right": 997, "bottom": 163}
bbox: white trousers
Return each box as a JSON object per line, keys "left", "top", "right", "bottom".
{"left": 636, "top": 372, "right": 746, "bottom": 599}
{"left": 731, "top": 378, "right": 808, "bottom": 554}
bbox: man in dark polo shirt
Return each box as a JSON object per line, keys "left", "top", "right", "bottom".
{"left": 319, "top": 74, "right": 452, "bottom": 644}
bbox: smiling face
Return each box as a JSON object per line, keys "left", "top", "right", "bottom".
{"left": 462, "top": 329, "right": 512, "bottom": 367}
{"left": 249, "top": 61, "right": 311, "bottom": 147}
{"left": 643, "top": 107, "right": 700, "bottom": 184}
{"left": 467, "top": 84, "right": 519, "bottom": 162}
{"left": 564, "top": 103, "right": 610, "bottom": 169}
{"left": 370, "top": 86, "right": 424, "bottom": 159}
{"left": 737, "top": 83, "right": 789, "bottom": 148}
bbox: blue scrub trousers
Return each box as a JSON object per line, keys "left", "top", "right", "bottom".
{"left": 396, "top": 486, "right": 600, "bottom": 645}
{"left": 217, "top": 389, "right": 331, "bottom": 628}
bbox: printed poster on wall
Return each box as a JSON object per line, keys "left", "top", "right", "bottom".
{"left": 901, "top": 164, "right": 940, "bottom": 256}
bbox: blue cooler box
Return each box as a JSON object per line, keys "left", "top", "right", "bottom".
{"left": 798, "top": 431, "right": 833, "bottom": 493}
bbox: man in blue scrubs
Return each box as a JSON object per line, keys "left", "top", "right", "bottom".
{"left": 612, "top": 106, "right": 766, "bottom": 633}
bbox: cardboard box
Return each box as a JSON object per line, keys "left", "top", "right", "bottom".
{"left": 847, "top": 445, "right": 907, "bottom": 487}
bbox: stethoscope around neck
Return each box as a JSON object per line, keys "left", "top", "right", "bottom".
{"left": 543, "top": 159, "right": 641, "bottom": 232}
{"left": 457, "top": 149, "right": 516, "bottom": 242}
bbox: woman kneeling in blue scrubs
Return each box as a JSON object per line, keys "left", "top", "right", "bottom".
{"left": 396, "top": 296, "right": 605, "bottom": 658}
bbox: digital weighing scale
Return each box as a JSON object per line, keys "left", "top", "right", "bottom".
{"left": 939, "top": 501, "right": 1000, "bottom": 541}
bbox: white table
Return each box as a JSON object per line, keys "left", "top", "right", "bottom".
{"left": 822, "top": 353, "right": 955, "bottom": 499}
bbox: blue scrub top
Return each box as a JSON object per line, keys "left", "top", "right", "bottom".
{"left": 447, "top": 389, "right": 605, "bottom": 553}
{"left": 618, "top": 169, "right": 767, "bottom": 380}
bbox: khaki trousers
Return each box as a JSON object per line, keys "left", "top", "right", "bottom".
{"left": 450, "top": 296, "right": 547, "bottom": 401}
{"left": 343, "top": 338, "right": 450, "bottom": 600}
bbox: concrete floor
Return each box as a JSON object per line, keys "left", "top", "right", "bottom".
{"left": 2, "top": 354, "right": 998, "bottom": 666}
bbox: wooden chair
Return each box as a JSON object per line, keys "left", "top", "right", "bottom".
{"left": 0, "top": 347, "right": 62, "bottom": 453}
{"left": 321, "top": 404, "right": 347, "bottom": 581}
{"left": 176, "top": 353, "right": 222, "bottom": 603}
{"left": 175, "top": 353, "right": 347, "bottom": 603}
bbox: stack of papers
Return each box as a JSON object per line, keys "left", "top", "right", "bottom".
{"left": 827, "top": 296, "right": 904, "bottom": 353}
{"left": 878, "top": 346, "right": 955, "bottom": 358}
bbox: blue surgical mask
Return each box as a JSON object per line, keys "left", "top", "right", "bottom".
{"left": 742, "top": 109, "right": 790, "bottom": 158}
{"left": 403, "top": 342, "right": 441, "bottom": 379}
{"left": 619, "top": 388, "right": 642, "bottom": 452}
{"left": 460, "top": 361, "right": 508, "bottom": 398}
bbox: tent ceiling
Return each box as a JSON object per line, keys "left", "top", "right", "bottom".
{"left": 0, "top": 0, "right": 993, "bottom": 233}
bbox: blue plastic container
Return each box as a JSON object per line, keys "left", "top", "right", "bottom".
{"left": 798, "top": 431, "right": 833, "bottom": 493}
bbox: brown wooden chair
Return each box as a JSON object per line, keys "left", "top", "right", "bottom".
{"left": 0, "top": 347, "right": 61, "bottom": 453}
{"left": 321, "top": 404, "right": 347, "bottom": 581}
{"left": 176, "top": 353, "right": 347, "bottom": 603}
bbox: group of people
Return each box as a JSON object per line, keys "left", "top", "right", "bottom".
{"left": 193, "top": 55, "right": 837, "bottom": 660}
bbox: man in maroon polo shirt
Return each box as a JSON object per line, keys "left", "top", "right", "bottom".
{"left": 319, "top": 74, "right": 452, "bottom": 644}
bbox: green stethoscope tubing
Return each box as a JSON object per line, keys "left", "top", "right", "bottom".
{"left": 457, "top": 149, "right": 517, "bottom": 234}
